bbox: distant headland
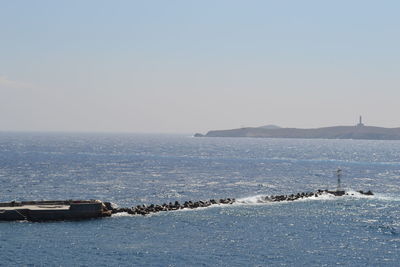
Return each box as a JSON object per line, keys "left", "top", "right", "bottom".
{"left": 195, "top": 117, "right": 400, "bottom": 140}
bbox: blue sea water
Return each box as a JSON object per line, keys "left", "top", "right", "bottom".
{"left": 0, "top": 133, "right": 400, "bottom": 266}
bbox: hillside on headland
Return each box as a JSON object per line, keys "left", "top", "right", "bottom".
{"left": 194, "top": 125, "right": 400, "bottom": 140}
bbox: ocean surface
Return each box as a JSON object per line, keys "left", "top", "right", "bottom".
{"left": 1, "top": 133, "right": 400, "bottom": 266}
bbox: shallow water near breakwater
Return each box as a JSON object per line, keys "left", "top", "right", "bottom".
{"left": 1, "top": 133, "right": 400, "bottom": 266}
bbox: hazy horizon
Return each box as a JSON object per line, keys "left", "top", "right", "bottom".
{"left": 1, "top": 1, "right": 399, "bottom": 133}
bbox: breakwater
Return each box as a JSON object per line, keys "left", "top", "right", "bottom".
{"left": 0, "top": 189, "right": 374, "bottom": 222}
{"left": 106, "top": 189, "right": 373, "bottom": 216}
{"left": 106, "top": 198, "right": 235, "bottom": 216}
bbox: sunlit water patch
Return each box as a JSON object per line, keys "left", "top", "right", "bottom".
{"left": 1, "top": 133, "right": 400, "bottom": 266}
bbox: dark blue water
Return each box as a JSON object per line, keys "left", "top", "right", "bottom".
{"left": 1, "top": 133, "right": 400, "bottom": 266}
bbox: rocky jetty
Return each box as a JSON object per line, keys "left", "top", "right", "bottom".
{"left": 106, "top": 198, "right": 235, "bottom": 216}
{"left": 106, "top": 189, "right": 373, "bottom": 216}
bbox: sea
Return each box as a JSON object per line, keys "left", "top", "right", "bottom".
{"left": 0, "top": 133, "right": 400, "bottom": 266}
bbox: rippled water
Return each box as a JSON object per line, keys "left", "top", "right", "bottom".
{"left": 1, "top": 133, "right": 400, "bottom": 266}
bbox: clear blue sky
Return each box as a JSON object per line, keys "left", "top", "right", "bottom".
{"left": 1, "top": 0, "right": 399, "bottom": 133}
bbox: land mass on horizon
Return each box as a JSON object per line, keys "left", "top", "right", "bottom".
{"left": 195, "top": 117, "right": 400, "bottom": 140}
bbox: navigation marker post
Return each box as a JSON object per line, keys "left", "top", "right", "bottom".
{"left": 336, "top": 168, "right": 342, "bottom": 192}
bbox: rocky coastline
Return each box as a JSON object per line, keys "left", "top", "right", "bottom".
{"left": 195, "top": 125, "right": 400, "bottom": 140}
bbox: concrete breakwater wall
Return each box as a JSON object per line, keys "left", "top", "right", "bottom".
{"left": 106, "top": 189, "right": 373, "bottom": 216}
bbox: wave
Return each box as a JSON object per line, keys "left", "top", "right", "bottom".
{"left": 235, "top": 192, "right": 336, "bottom": 205}
{"left": 235, "top": 190, "right": 400, "bottom": 205}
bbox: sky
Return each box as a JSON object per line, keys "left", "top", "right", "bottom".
{"left": 1, "top": 0, "right": 399, "bottom": 133}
